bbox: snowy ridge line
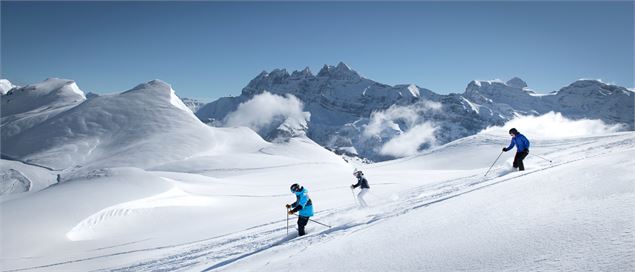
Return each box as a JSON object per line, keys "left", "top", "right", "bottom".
{"left": 0, "top": 153, "right": 58, "bottom": 171}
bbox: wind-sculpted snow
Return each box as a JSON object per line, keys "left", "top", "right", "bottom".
{"left": 1, "top": 78, "right": 86, "bottom": 140}
{"left": 66, "top": 185, "right": 216, "bottom": 241}
{"left": 1, "top": 78, "right": 85, "bottom": 117}
{"left": 197, "top": 63, "right": 634, "bottom": 161}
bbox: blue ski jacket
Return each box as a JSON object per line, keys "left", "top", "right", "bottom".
{"left": 291, "top": 188, "right": 314, "bottom": 217}
{"left": 506, "top": 133, "right": 530, "bottom": 152}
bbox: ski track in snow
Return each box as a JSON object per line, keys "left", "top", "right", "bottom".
{"left": 6, "top": 135, "right": 633, "bottom": 272}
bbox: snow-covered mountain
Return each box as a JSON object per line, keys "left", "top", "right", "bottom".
{"left": 0, "top": 79, "right": 16, "bottom": 95}
{"left": 196, "top": 63, "right": 634, "bottom": 161}
{"left": 180, "top": 97, "right": 206, "bottom": 113}
{"left": 0, "top": 78, "right": 346, "bottom": 196}
{"left": 463, "top": 78, "right": 634, "bottom": 125}
{"left": 0, "top": 79, "right": 267, "bottom": 171}
{"left": 1, "top": 78, "right": 87, "bottom": 141}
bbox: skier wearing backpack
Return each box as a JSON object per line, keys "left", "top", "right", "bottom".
{"left": 286, "top": 183, "right": 314, "bottom": 236}
{"left": 503, "top": 128, "right": 530, "bottom": 171}
{"left": 351, "top": 170, "right": 370, "bottom": 207}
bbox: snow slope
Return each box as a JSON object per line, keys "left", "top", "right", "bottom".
{"left": 223, "top": 136, "right": 634, "bottom": 271}
{"left": 0, "top": 137, "right": 350, "bottom": 271}
{"left": 2, "top": 131, "right": 632, "bottom": 271}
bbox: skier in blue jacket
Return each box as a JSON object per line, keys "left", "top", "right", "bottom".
{"left": 286, "top": 183, "right": 314, "bottom": 236}
{"left": 503, "top": 128, "right": 530, "bottom": 171}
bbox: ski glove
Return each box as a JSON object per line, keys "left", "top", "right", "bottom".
{"left": 502, "top": 147, "right": 508, "bottom": 152}
{"left": 350, "top": 185, "right": 355, "bottom": 189}
{"left": 286, "top": 204, "right": 292, "bottom": 209}
{"left": 288, "top": 210, "right": 296, "bottom": 215}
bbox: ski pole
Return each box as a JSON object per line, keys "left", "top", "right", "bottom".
{"left": 484, "top": 151, "right": 504, "bottom": 177}
{"left": 308, "top": 218, "right": 332, "bottom": 228}
{"left": 291, "top": 215, "right": 332, "bottom": 228}
{"left": 286, "top": 208, "right": 289, "bottom": 235}
{"left": 531, "top": 153, "right": 552, "bottom": 163}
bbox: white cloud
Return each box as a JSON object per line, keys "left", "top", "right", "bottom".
{"left": 363, "top": 101, "right": 441, "bottom": 157}
{"left": 224, "top": 92, "right": 308, "bottom": 133}
{"left": 379, "top": 122, "right": 437, "bottom": 157}
{"left": 364, "top": 101, "right": 441, "bottom": 138}
{"left": 480, "top": 112, "right": 626, "bottom": 139}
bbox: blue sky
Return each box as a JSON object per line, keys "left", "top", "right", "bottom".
{"left": 2, "top": 1, "right": 633, "bottom": 101}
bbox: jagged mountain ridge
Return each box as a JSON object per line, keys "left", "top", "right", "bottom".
{"left": 196, "top": 63, "right": 634, "bottom": 161}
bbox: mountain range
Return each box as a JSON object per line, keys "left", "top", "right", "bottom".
{"left": 2, "top": 63, "right": 633, "bottom": 162}
{"left": 195, "top": 62, "right": 634, "bottom": 161}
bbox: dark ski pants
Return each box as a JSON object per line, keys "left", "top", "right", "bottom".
{"left": 513, "top": 150, "right": 529, "bottom": 171}
{"left": 297, "top": 216, "right": 309, "bottom": 236}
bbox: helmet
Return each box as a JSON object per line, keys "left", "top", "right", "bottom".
{"left": 353, "top": 169, "right": 363, "bottom": 177}
{"left": 509, "top": 128, "right": 518, "bottom": 135}
{"left": 290, "top": 183, "right": 301, "bottom": 193}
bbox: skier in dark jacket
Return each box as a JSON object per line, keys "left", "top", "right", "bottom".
{"left": 503, "top": 128, "right": 530, "bottom": 171}
{"left": 351, "top": 170, "right": 370, "bottom": 207}
{"left": 286, "top": 183, "right": 314, "bottom": 236}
